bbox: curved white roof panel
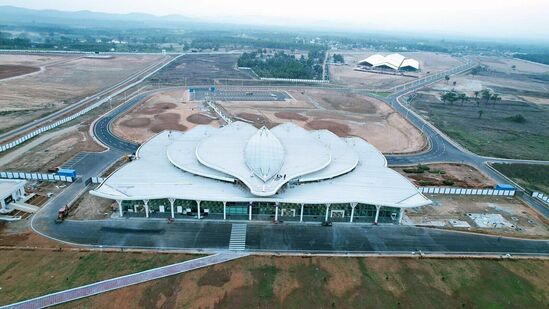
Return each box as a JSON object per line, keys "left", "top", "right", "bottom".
{"left": 167, "top": 126, "right": 235, "bottom": 182}
{"left": 91, "top": 123, "right": 431, "bottom": 208}
{"left": 299, "top": 130, "right": 359, "bottom": 182}
{"left": 357, "top": 53, "right": 419, "bottom": 71}
{"left": 400, "top": 58, "right": 420, "bottom": 70}
{"left": 244, "top": 126, "right": 285, "bottom": 181}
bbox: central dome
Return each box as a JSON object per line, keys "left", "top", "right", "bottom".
{"left": 244, "top": 126, "right": 285, "bottom": 182}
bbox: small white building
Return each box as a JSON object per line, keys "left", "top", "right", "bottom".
{"left": 0, "top": 179, "right": 26, "bottom": 210}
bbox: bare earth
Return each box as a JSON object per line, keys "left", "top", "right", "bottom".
{"left": 0, "top": 54, "right": 164, "bottom": 132}
{"left": 0, "top": 65, "right": 40, "bottom": 79}
{"left": 0, "top": 125, "right": 104, "bottom": 173}
{"left": 407, "top": 195, "right": 549, "bottom": 237}
{"left": 424, "top": 56, "right": 549, "bottom": 101}
{"left": 219, "top": 89, "right": 426, "bottom": 153}
{"left": 395, "top": 163, "right": 497, "bottom": 188}
{"left": 329, "top": 51, "right": 463, "bottom": 89}
{"left": 113, "top": 89, "right": 221, "bottom": 143}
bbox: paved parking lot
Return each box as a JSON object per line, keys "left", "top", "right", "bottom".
{"left": 191, "top": 89, "right": 291, "bottom": 101}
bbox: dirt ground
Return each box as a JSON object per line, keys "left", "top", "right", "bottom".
{"left": 426, "top": 56, "right": 549, "bottom": 99}
{"left": 220, "top": 89, "right": 426, "bottom": 153}
{"left": 71, "top": 189, "right": 116, "bottom": 220}
{"left": 60, "top": 255, "right": 549, "bottom": 309}
{"left": 0, "top": 64, "right": 40, "bottom": 79}
{"left": 0, "top": 54, "right": 164, "bottom": 133}
{"left": 395, "top": 163, "right": 496, "bottom": 188}
{"left": 0, "top": 125, "right": 104, "bottom": 172}
{"left": 329, "top": 51, "right": 463, "bottom": 89}
{"left": 406, "top": 195, "right": 549, "bottom": 237}
{"left": 113, "top": 89, "right": 222, "bottom": 143}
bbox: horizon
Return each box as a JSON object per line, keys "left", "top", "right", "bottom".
{"left": 1, "top": 1, "right": 548, "bottom": 43}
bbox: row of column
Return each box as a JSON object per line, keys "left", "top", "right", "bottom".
{"left": 116, "top": 200, "right": 403, "bottom": 224}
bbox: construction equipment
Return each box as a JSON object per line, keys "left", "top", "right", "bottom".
{"left": 55, "top": 204, "right": 71, "bottom": 223}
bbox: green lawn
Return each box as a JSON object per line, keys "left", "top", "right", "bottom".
{"left": 492, "top": 163, "right": 549, "bottom": 193}
{"left": 62, "top": 256, "right": 549, "bottom": 308}
{"left": 0, "top": 250, "right": 196, "bottom": 306}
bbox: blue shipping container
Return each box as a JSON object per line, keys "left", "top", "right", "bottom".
{"left": 57, "top": 168, "right": 77, "bottom": 178}
{"left": 495, "top": 184, "right": 514, "bottom": 190}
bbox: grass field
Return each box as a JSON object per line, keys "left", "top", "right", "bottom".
{"left": 492, "top": 163, "right": 549, "bottom": 193}
{"left": 59, "top": 256, "right": 549, "bottom": 308}
{"left": 0, "top": 250, "right": 195, "bottom": 306}
{"left": 411, "top": 93, "right": 549, "bottom": 160}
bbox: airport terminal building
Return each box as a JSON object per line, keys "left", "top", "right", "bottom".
{"left": 91, "top": 122, "right": 431, "bottom": 224}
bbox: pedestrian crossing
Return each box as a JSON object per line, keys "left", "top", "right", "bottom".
{"left": 229, "top": 224, "right": 247, "bottom": 251}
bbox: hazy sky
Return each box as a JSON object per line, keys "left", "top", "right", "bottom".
{"left": 2, "top": 0, "right": 548, "bottom": 41}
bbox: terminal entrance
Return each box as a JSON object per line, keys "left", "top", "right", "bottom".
{"left": 118, "top": 199, "right": 403, "bottom": 224}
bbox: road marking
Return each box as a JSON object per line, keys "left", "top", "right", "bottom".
{"left": 229, "top": 224, "right": 247, "bottom": 251}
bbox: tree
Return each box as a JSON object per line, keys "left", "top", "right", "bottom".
{"left": 458, "top": 93, "right": 468, "bottom": 104}
{"left": 452, "top": 81, "right": 457, "bottom": 87}
{"left": 481, "top": 89, "right": 492, "bottom": 104}
{"left": 491, "top": 93, "right": 501, "bottom": 107}
{"left": 445, "top": 75, "right": 450, "bottom": 84}
{"left": 478, "top": 109, "right": 484, "bottom": 119}
{"left": 473, "top": 90, "right": 480, "bottom": 106}
{"left": 441, "top": 91, "right": 459, "bottom": 104}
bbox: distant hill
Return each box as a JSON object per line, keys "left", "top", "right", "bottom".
{"left": 0, "top": 5, "right": 199, "bottom": 28}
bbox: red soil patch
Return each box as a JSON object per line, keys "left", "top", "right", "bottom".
{"left": 120, "top": 117, "right": 151, "bottom": 128}
{"left": 187, "top": 113, "right": 215, "bottom": 124}
{"left": 306, "top": 120, "right": 351, "bottom": 136}
{"left": 151, "top": 113, "right": 187, "bottom": 133}
{"left": 154, "top": 102, "right": 177, "bottom": 110}
{"left": 274, "top": 112, "right": 308, "bottom": 121}
{"left": 0, "top": 65, "right": 40, "bottom": 79}
{"left": 139, "top": 102, "right": 177, "bottom": 115}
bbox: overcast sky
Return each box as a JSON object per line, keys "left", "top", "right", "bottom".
{"left": 2, "top": 0, "right": 548, "bottom": 41}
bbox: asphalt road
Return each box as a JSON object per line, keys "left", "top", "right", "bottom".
{"left": 31, "top": 219, "right": 549, "bottom": 255}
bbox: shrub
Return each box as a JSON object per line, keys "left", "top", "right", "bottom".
{"left": 442, "top": 179, "right": 455, "bottom": 186}
{"left": 419, "top": 180, "right": 434, "bottom": 186}
{"left": 505, "top": 114, "right": 526, "bottom": 123}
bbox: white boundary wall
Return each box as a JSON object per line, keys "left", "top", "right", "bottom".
{"left": 419, "top": 187, "right": 515, "bottom": 196}
{"left": 532, "top": 192, "right": 549, "bottom": 205}
{"left": 0, "top": 171, "right": 74, "bottom": 182}
{"left": 91, "top": 177, "right": 105, "bottom": 184}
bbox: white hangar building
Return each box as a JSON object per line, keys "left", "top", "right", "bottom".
{"left": 91, "top": 122, "right": 431, "bottom": 224}
{"left": 358, "top": 53, "right": 420, "bottom": 71}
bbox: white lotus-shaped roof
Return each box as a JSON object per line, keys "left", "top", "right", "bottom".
{"left": 91, "top": 122, "right": 431, "bottom": 208}
{"left": 244, "top": 126, "right": 284, "bottom": 181}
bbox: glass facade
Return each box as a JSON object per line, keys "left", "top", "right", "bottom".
{"left": 118, "top": 199, "right": 402, "bottom": 224}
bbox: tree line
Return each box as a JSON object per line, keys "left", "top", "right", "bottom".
{"left": 238, "top": 49, "right": 326, "bottom": 80}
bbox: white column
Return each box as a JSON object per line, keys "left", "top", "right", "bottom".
{"left": 374, "top": 205, "right": 381, "bottom": 224}
{"left": 196, "top": 200, "right": 201, "bottom": 219}
{"left": 249, "top": 202, "right": 252, "bottom": 221}
{"left": 116, "top": 200, "right": 123, "bottom": 217}
{"left": 350, "top": 203, "right": 357, "bottom": 223}
{"left": 300, "top": 203, "right": 304, "bottom": 222}
{"left": 223, "top": 201, "right": 227, "bottom": 220}
{"left": 143, "top": 199, "right": 149, "bottom": 218}
{"left": 169, "top": 198, "right": 175, "bottom": 219}
{"left": 274, "top": 203, "right": 279, "bottom": 221}
{"left": 398, "top": 208, "right": 404, "bottom": 225}
{"left": 324, "top": 204, "right": 331, "bottom": 222}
